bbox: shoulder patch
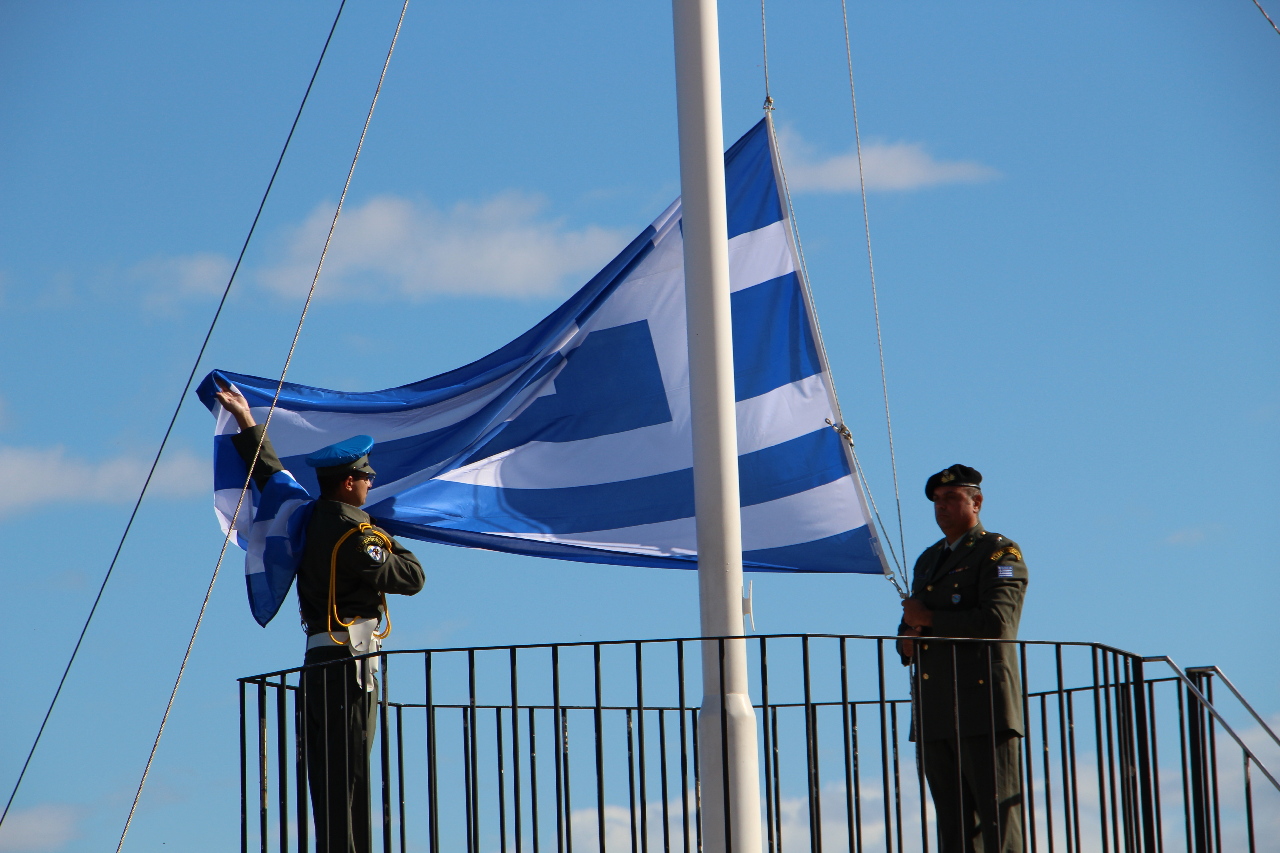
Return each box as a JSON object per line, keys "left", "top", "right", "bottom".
{"left": 361, "top": 535, "right": 387, "bottom": 563}
{"left": 991, "top": 546, "right": 1023, "bottom": 562}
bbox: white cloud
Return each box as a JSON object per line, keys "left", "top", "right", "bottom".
{"left": 1164, "top": 523, "right": 1223, "bottom": 546}
{"left": 259, "top": 193, "right": 628, "bottom": 300}
{"left": 131, "top": 252, "right": 232, "bottom": 310}
{"left": 776, "top": 127, "right": 999, "bottom": 194}
{"left": 0, "top": 445, "right": 207, "bottom": 513}
{"left": 0, "top": 803, "right": 81, "bottom": 852}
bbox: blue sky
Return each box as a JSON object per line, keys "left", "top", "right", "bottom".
{"left": 0, "top": 2, "right": 1276, "bottom": 850}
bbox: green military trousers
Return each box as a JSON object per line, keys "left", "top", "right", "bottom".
{"left": 302, "top": 644, "right": 378, "bottom": 853}
{"left": 921, "top": 731, "right": 1023, "bottom": 853}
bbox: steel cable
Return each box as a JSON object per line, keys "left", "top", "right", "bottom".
{"left": 0, "top": 0, "right": 350, "bottom": 831}
{"left": 113, "top": 1, "right": 412, "bottom": 849}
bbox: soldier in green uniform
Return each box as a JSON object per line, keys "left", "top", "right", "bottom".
{"left": 897, "top": 464, "right": 1028, "bottom": 853}
{"left": 215, "top": 383, "right": 425, "bottom": 853}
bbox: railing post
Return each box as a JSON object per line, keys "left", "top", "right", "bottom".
{"left": 1129, "top": 657, "right": 1158, "bottom": 853}
{"left": 1186, "top": 670, "right": 1213, "bottom": 853}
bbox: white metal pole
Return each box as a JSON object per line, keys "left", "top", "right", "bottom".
{"left": 671, "top": 1, "right": 762, "bottom": 852}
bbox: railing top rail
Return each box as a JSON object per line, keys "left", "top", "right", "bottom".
{"left": 238, "top": 631, "right": 1144, "bottom": 684}
{"left": 1178, "top": 662, "right": 1280, "bottom": 751}
{"left": 1144, "top": 655, "right": 1280, "bottom": 792}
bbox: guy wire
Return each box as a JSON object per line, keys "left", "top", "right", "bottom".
{"left": 114, "top": 1, "right": 412, "bottom": 849}
{"left": 1252, "top": 0, "right": 1280, "bottom": 36}
{"left": 840, "top": 0, "right": 908, "bottom": 574}
{"left": 0, "top": 0, "right": 351, "bottom": 831}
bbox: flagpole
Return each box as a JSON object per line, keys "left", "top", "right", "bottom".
{"left": 671, "top": 1, "right": 762, "bottom": 852}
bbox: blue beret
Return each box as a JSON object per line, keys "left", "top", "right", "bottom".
{"left": 306, "top": 435, "right": 376, "bottom": 470}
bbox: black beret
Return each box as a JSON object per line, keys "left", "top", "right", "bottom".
{"left": 925, "top": 464, "right": 982, "bottom": 500}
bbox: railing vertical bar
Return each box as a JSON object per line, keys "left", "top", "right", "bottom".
{"left": 1103, "top": 651, "right": 1120, "bottom": 853}
{"left": 464, "top": 707, "right": 475, "bottom": 853}
{"left": 240, "top": 680, "right": 248, "bottom": 853}
{"left": 382, "top": 653, "right": 393, "bottom": 853}
{"left": 426, "top": 652, "right": 439, "bottom": 853}
{"left": 1205, "top": 678, "right": 1221, "bottom": 853}
{"left": 470, "top": 651, "right": 481, "bottom": 853}
{"left": 595, "top": 644, "right": 608, "bottom": 853}
{"left": 693, "top": 708, "right": 703, "bottom": 853}
{"left": 636, "top": 643, "right": 650, "bottom": 853}
{"left": 1144, "top": 681, "right": 1162, "bottom": 853}
{"left": 677, "top": 641, "right": 694, "bottom": 853}
{"left": 1091, "top": 648, "right": 1110, "bottom": 853}
{"left": 530, "top": 706, "right": 542, "bottom": 853}
{"left": 564, "top": 709, "right": 576, "bottom": 853}
{"left": 802, "top": 635, "right": 821, "bottom": 853}
{"left": 839, "top": 639, "right": 863, "bottom": 853}
{"left": 660, "top": 710, "right": 673, "bottom": 853}
{"left": 1066, "top": 690, "right": 1082, "bottom": 852}
{"left": 761, "top": 638, "right": 777, "bottom": 853}
{"left": 397, "top": 705, "right": 406, "bottom": 853}
{"left": 1017, "top": 644, "right": 1034, "bottom": 853}
{"left": 258, "top": 681, "right": 268, "bottom": 853}
{"left": 296, "top": 676, "right": 309, "bottom": 853}
{"left": 1175, "top": 683, "right": 1193, "bottom": 853}
{"left": 889, "top": 702, "right": 904, "bottom": 853}
{"left": 771, "top": 706, "right": 783, "bottom": 853}
{"left": 512, "top": 649, "right": 524, "bottom": 853}
{"left": 1243, "top": 757, "right": 1255, "bottom": 853}
{"left": 1041, "top": 693, "right": 1055, "bottom": 853}
{"left": 851, "top": 702, "right": 864, "bottom": 853}
{"left": 499, "top": 707, "right": 509, "bottom": 853}
{"left": 1056, "top": 646, "right": 1074, "bottom": 853}
{"left": 876, "top": 639, "right": 893, "bottom": 853}
{"left": 554, "top": 647, "right": 565, "bottom": 853}
{"left": 276, "top": 676, "right": 289, "bottom": 853}
{"left": 628, "top": 709, "right": 640, "bottom": 853}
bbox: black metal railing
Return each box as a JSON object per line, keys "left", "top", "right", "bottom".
{"left": 238, "top": 635, "right": 1279, "bottom": 853}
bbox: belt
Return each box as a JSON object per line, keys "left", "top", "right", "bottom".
{"left": 305, "top": 617, "right": 382, "bottom": 692}
{"left": 307, "top": 631, "right": 349, "bottom": 651}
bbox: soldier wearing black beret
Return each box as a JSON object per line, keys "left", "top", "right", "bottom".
{"left": 898, "top": 465, "right": 1029, "bottom": 853}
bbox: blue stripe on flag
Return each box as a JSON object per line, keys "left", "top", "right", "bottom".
{"left": 725, "top": 120, "right": 783, "bottom": 239}
{"left": 374, "top": 427, "right": 847, "bottom": 536}
{"left": 732, "top": 272, "right": 822, "bottom": 401}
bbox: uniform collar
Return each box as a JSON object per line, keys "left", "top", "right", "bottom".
{"left": 943, "top": 523, "right": 983, "bottom": 550}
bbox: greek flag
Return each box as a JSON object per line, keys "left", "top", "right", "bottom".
{"left": 198, "top": 119, "right": 886, "bottom": 622}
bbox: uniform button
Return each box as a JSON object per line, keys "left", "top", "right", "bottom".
{"left": 978, "top": 679, "right": 984, "bottom": 685}
{"left": 926, "top": 585, "right": 933, "bottom": 591}
{"left": 922, "top": 644, "right": 929, "bottom": 650}
{"left": 922, "top": 673, "right": 929, "bottom": 680}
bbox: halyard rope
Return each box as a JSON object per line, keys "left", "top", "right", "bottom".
{"left": 839, "top": 0, "right": 909, "bottom": 578}
{"left": 758, "top": 0, "right": 907, "bottom": 590}
{"left": 114, "top": 1, "right": 411, "bottom": 849}
{"left": 0, "top": 0, "right": 351, "bottom": 832}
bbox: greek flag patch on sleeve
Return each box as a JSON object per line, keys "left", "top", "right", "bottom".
{"left": 997, "top": 565, "right": 1015, "bottom": 578}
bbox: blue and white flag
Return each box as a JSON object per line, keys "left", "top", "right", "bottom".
{"left": 198, "top": 119, "right": 887, "bottom": 623}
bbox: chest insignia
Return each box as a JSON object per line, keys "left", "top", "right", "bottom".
{"left": 951, "top": 593, "right": 961, "bottom": 604}
{"left": 947, "top": 565, "right": 970, "bottom": 575}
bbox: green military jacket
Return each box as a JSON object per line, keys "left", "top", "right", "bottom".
{"left": 231, "top": 425, "right": 425, "bottom": 636}
{"left": 897, "top": 523, "right": 1028, "bottom": 740}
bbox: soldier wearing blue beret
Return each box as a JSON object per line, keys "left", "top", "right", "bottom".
{"left": 898, "top": 464, "right": 1028, "bottom": 853}
{"left": 216, "top": 383, "right": 423, "bottom": 853}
